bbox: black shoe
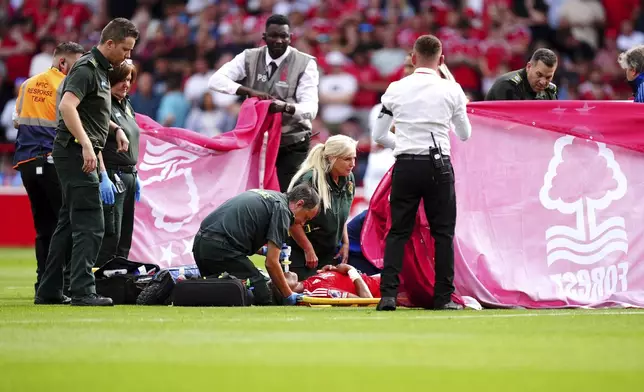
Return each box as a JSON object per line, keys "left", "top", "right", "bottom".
{"left": 71, "top": 293, "right": 114, "bottom": 306}
{"left": 34, "top": 294, "right": 72, "bottom": 305}
{"left": 434, "top": 300, "right": 464, "bottom": 310}
{"left": 376, "top": 297, "right": 396, "bottom": 311}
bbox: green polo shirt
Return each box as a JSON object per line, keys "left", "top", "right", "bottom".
{"left": 199, "top": 189, "right": 294, "bottom": 255}
{"left": 293, "top": 169, "right": 355, "bottom": 258}
{"left": 103, "top": 95, "right": 140, "bottom": 167}
{"left": 56, "top": 46, "right": 113, "bottom": 149}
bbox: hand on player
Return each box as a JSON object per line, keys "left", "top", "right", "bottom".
{"left": 285, "top": 293, "right": 303, "bottom": 305}
{"left": 305, "top": 248, "right": 318, "bottom": 269}
{"left": 335, "top": 242, "right": 349, "bottom": 264}
{"left": 336, "top": 264, "right": 355, "bottom": 274}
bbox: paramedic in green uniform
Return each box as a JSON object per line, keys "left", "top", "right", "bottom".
{"left": 287, "top": 134, "right": 358, "bottom": 280}
{"left": 35, "top": 18, "right": 139, "bottom": 307}
{"left": 485, "top": 48, "right": 558, "bottom": 101}
{"left": 193, "top": 184, "right": 320, "bottom": 305}
{"left": 96, "top": 60, "right": 142, "bottom": 267}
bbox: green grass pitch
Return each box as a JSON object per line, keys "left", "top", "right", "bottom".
{"left": 1, "top": 247, "right": 643, "bottom": 391}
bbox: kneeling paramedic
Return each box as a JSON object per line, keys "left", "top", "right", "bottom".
{"left": 192, "top": 184, "right": 320, "bottom": 305}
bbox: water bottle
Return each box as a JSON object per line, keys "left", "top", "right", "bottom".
{"left": 281, "top": 244, "right": 292, "bottom": 273}
{"left": 176, "top": 266, "right": 186, "bottom": 282}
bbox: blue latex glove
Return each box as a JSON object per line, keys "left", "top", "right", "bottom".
{"left": 135, "top": 176, "right": 141, "bottom": 202}
{"left": 285, "top": 293, "right": 303, "bottom": 305}
{"left": 99, "top": 171, "right": 116, "bottom": 205}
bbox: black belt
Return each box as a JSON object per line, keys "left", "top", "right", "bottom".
{"left": 397, "top": 154, "right": 451, "bottom": 162}
{"left": 106, "top": 164, "right": 137, "bottom": 173}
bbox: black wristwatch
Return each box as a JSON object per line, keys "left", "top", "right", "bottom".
{"left": 284, "top": 103, "right": 295, "bottom": 115}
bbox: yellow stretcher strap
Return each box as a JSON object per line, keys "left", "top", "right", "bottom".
{"left": 298, "top": 296, "right": 381, "bottom": 307}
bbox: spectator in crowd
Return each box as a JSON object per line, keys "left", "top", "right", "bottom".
{"left": 558, "top": 0, "right": 605, "bottom": 51}
{"left": 318, "top": 51, "right": 358, "bottom": 129}
{"left": 29, "top": 37, "right": 56, "bottom": 77}
{"left": 0, "top": 17, "right": 36, "bottom": 84}
{"left": 346, "top": 48, "right": 386, "bottom": 130}
{"left": 0, "top": 62, "right": 9, "bottom": 142}
{"left": 157, "top": 72, "right": 190, "bottom": 128}
{"left": 129, "top": 71, "right": 161, "bottom": 120}
{"left": 0, "top": 77, "right": 23, "bottom": 142}
{"left": 578, "top": 66, "right": 615, "bottom": 99}
{"left": 617, "top": 19, "right": 644, "bottom": 52}
{"left": 618, "top": 45, "right": 644, "bottom": 102}
{"left": 363, "top": 53, "right": 414, "bottom": 202}
{"left": 185, "top": 92, "right": 229, "bottom": 138}
{"left": 183, "top": 57, "right": 213, "bottom": 104}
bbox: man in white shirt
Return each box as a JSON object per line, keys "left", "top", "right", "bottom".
{"left": 372, "top": 35, "right": 472, "bottom": 311}
{"left": 318, "top": 51, "right": 358, "bottom": 126}
{"left": 208, "top": 14, "right": 319, "bottom": 191}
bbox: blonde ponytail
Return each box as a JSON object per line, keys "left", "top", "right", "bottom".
{"left": 287, "top": 135, "right": 358, "bottom": 211}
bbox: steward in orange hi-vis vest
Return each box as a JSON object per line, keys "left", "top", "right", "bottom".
{"left": 13, "top": 42, "right": 85, "bottom": 299}
{"left": 13, "top": 67, "right": 66, "bottom": 168}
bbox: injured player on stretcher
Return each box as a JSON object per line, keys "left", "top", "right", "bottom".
{"left": 284, "top": 264, "right": 381, "bottom": 299}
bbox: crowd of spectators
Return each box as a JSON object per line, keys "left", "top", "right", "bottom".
{"left": 0, "top": 0, "right": 641, "bottom": 186}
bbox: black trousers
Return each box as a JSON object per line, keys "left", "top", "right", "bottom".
{"left": 96, "top": 169, "right": 137, "bottom": 267}
{"left": 36, "top": 142, "right": 104, "bottom": 299}
{"left": 18, "top": 157, "right": 70, "bottom": 294}
{"left": 192, "top": 232, "right": 262, "bottom": 280}
{"left": 380, "top": 156, "right": 457, "bottom": 307}
{"left": 276, "top": 136, "right": 310, "bottom": 192}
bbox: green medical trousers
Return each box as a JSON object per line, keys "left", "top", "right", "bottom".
{"left": 96, "top": 169, "right": 136, "bottom": 267}
{"left": 36, "top": 141, "right": 105, "bottom": 299}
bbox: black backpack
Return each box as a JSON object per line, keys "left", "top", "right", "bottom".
{"left": 95, "top": 257, "right": 160, "bottom": 304}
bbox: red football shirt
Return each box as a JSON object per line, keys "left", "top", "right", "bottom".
{"left": 302, "top": 271, "right": 381, "bottom": 298}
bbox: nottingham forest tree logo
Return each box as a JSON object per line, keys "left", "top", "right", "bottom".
{"left": 539, "top": 135, "right": 628, "bottom": 266}
{"left": 539, "top": 135, "right": 630, "bottom": 301}
{"left": 138, "top": 140, "right": 203, "bottom": 233}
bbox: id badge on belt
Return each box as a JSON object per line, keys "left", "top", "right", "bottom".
{"left": 36, "top": 155, "right": 55, "bottom": 176}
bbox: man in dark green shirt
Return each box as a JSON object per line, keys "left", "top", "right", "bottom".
{"left": 193, "top": 184, "right": 320, "bottom": 305}
{"left": 485, "top": 48, "right": 558, "bottom": 101}
{"left": 35, "top": 18, "right": 139, "bottom": 307}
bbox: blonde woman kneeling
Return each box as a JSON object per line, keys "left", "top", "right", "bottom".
{"left": 287, "top": 135, "right": 357, "bottom": 279}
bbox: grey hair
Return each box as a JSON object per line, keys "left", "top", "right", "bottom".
{"left": 286, "top": 183, "right": 320, "bottom": 210}
{"left": 618, "top": 45, "right": 644, "bottom": 74}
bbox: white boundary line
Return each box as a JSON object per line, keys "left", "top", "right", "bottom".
{"left": 0, "top": 310, "right": 642, "bottom": 325}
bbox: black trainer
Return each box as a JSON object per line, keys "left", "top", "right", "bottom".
{"left": 434, "top": 300, "right": 464, "bottom": 310}
{"left": 71, "top": 293, "right": 114, "bottom": 306}
{"left": 34, "top": 295, "right": 72, "bottom": 305}
{"left": 376, "top": 297, "right": 396, "bottom": 311}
